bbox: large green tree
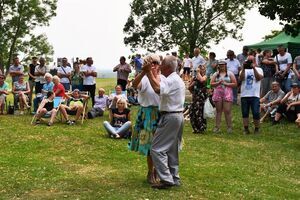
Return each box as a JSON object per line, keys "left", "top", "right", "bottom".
{"left": 257, "top": 0, "right": 300, "bottom": 36}
{"left": 0, "top": 0, "right": 57, "bottom": 73}
{"left": 123, "top": 0, "right": 253, "bottom": 55}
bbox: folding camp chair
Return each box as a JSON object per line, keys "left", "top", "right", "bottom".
{"left": 62, "top": 91, "right": 89, "bottom": 124}
{"left": 31, "top": 96, "right": 62, "bottom": 125}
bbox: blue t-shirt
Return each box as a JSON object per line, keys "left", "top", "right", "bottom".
{"left": 134, "top": 57, "right": 143, "bottom": 72}
{"left": 43, "top": 82, "right": 54, "bottom": 92}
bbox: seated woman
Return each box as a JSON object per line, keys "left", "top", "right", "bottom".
{"left": 273, "top": 82, "right": 300, "bottom": 126}
{"left": 33, "top": 73, "right": 54, "bottom": 113}
{"left": 35, "top": 91, "right": 58, "bottom": 126}
{"left": 59, "top": 89, "right": 89, "bottom": 125}
{"left": 53, "top": 75, "right": 66, "bottom": 99}
{"left": 12, "top": 74, "right": 30, "bottom": 115}
{"left": 108, "top": 85, "right": 127, "bottom": 109}
{"left": 103, "top": 98, "right": 131, "bottom": 139}
{"left": 0, "top": 74, "right": 9, "bottom": 114}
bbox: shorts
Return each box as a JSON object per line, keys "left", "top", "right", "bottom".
{"left": 183, "top": 67, "right": 191, "bottom": 75}
{"left": 212, "top": 86, "right": 233, "bottom": 102}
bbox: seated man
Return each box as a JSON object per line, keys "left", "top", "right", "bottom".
{"left": 0, "top": 74, "right": 9, "bottom": 114}
{"left": 59, "top": 89, "right": 89, "bottom": 125}
{"left": 103, "top": 98, "right": 131, "bottom": 139}
{"left": 33, "top": 73, "right": 54, "bottom": 113}
{"left": 35, "top": 91, "right": 58, "bottom": 126}
{"left": 260, "top": 81, "right": 285, "bottom": 122}
{"left": 87, "top": 88, "right": 108, "bottom": 119}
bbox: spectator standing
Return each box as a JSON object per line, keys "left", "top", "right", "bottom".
{"left": 206, "top": 52, "right": 218, "bottom": 86}
{"left": 113, "top": 56, "right": 132, "bottom": 91}
{"left": 260, "top": 50, "right": 278, "bottom": 97}
{"left": 237, "top": 46, "right": 249, "bottom": 66}
{"left": 57, "top": 57, "right": 72, "bottom": 91}
{"left": 71, "top": 62, "right": 84, "bottom": 91}
{"left": 211, "top": 60, "right": 237, "bottom": 133}
{"left": 9, "top": 56, "right": 24, "bottom": 86}
{"left": 191, "top": 48, "right": 206, "bottom": 77}
{"left": 274, "top": 45, "right": 293, "bottom": 93}
{"left": 188, "top": 65, "right": 207, "bottom": 133}
{"left": 226, "top": 50, "right": 241, "bottom": 104}
{"left": 28, "top": 56, "right": 38, "bottom": 105}
{"left": 255, "top": 48, "right": 263, "bottom": 67}
{"left": 134, "top": 54, "right": 143, "bottom": 74}
{"left": 182, "top": 53, "right": 192, "bottom": 81}
{"left": 34, "top": 57, "right": 48, "bottom": 94}
{"left": 239, "top": 55, "right": 264, "bottom": 134}
{"left": 81, "top": 57, "right": 97, "bottom": 106}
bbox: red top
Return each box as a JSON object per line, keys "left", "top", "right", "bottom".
{"left": 53, "top": 83, "right": 65, "bottom": 98}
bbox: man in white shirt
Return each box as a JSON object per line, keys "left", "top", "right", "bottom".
{"left": 226, "top": 50, "right": 241, "bottom": 104}
{"left": 239, "top": 55, "right": 264, "bottom": 134}
{"left": 191, "top": 48, "right": 206, "bottom": 77}
{"left": 57, "top": 57, "right": 72, "bottom": 91}
{"left": 274, "top": 45, "right": 293, "bottom": 93}
{"left": 34, "top": 57, "right": 48, "bottom": 94}
{"left": 81, "top": 57, "right": 97, "bottom": 106}
{"left": 182, "top": 53, "right": 192, "bottom": 81}
{"left": 143, "top": 55, "right": 185, "bottom": 189}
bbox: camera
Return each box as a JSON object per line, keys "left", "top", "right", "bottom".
{"left": 243, "top": 60, "right": 253, "bottom": 69}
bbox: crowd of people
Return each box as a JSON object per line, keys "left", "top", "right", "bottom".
{"left": 0, "top": 44, "right": 300, "bottom": 189}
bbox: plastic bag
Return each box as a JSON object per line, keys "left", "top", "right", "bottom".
{"left": 204, "top": 98, "right": 215, "bottom": 119}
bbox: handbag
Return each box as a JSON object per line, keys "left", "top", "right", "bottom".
{"left": 203, "top": 98, "right": 215, "bottom": 119}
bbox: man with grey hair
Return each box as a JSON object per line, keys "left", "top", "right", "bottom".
{"left": 34, "top": 57, "right": 48, "bottom": 94}
{"left": 143, "top": 55, "right": 185, "bottom": 189}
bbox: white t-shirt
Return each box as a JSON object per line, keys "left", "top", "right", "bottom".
{"left": 240, "top": 68, "right": 264, "bottom": 98}
{"left": 57, "top": 66, "right": 73, "bottom": 83}
{"left": 34, "top": 65, "right": 48, "bottom": 84}
{"left": 183, "top": 58, "right": 192, "bottom": 68}
{"left": 226, "top": 59, "right": 240, "bottom": 75}
{"left": 80, "top": 65, "right": 96, "bottom": 85}
{"left": 159, "top": 72, "right": 185, "bottom": 112}
{"left": 138, "top": 76, "right": 160, "bottom": 107}
{"left": 275, "top": 52, "right": 293, "bottom": 78}
{"left": 192, "top": 55, "right": 206, "bottom": 71}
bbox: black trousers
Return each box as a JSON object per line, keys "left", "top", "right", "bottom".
{"left": 35, "top": 82, "right": 43, "bottom": 94}
{"left": 117, "top": 79, "right": 127, "bottom": 91}
{"left": 83, "top": 84, "right": 96, "bottom": 106}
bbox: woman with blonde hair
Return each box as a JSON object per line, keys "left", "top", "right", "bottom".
{"left": 103, "top": 98, "right": 131, "bottom": 138}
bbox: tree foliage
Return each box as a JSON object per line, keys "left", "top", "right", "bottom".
{"left": 257, "top": 0, "right": 300, "bottom": 36}
{"left": 0, "top": 0, "right": 57, "bottom": 73}
{"left": 123, "top": 0, "right": 253, "bottom": 54}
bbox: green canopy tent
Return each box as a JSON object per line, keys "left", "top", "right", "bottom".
{"left": 247, "top": 32, "right": 300, "bottom": 59}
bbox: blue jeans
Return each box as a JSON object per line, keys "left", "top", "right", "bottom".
{"left": 103, "top": 121, "right": 131, "bottom": 138}
{"left": 72, "top": 84, "right": 83, "bottom": 91}
{"left": 241, "top": 97, "right": 260, "bottom": 120}
{"left": 33, "top": 95, "right": 44, "bottom": 112}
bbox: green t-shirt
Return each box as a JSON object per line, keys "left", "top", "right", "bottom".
{"left": 0, "top": 82, "right": 9, "bottom": 91}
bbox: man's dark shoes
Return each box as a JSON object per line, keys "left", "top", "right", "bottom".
{"left": 151, "top": 181, "right": 174, "bottom": 189}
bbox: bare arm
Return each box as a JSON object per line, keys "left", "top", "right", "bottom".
{"left": 224, "top": 73, "right": 237, "bottom": 88}
{"left": 280, "top": 92, "right": 291, "bottom": 104}
{"left": 253, "top": 66, "right": 263, "bottom": 81}
{"left": 132, "top": 71, "right": 146, "bottom": 89}
{"left": 146, "top": 70, "right": 160, "bottom": 94}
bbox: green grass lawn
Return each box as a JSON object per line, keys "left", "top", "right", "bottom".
{"left": 0, "top": 78, "right": 299, "bottom": 199}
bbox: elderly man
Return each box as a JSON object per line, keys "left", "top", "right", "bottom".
{"left": 191, "top": 48, "right": 206, "bottom": 77}
{"left": 226, "top": 50, "right": 241, "bottom": 104}
{"left": 57, "top": 57, "right": 72, "bottom": 91}
{"left": 260, "top": 81, "right": 285, "bottom": 122}
{"left": 81, "top": 57, "right": 97, "bottom": 106}
{"left": 34, "top": 57, "right": 48, "bottom": 94}
{"left": 143, "top": 55, "right": 185, "bottom": 189}
{"left": 9, "top": 56, "right": 24, "bottom": 86}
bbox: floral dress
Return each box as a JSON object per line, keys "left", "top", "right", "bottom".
{"left": 189, "top": 78, "right": 207, "bottom": 133}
